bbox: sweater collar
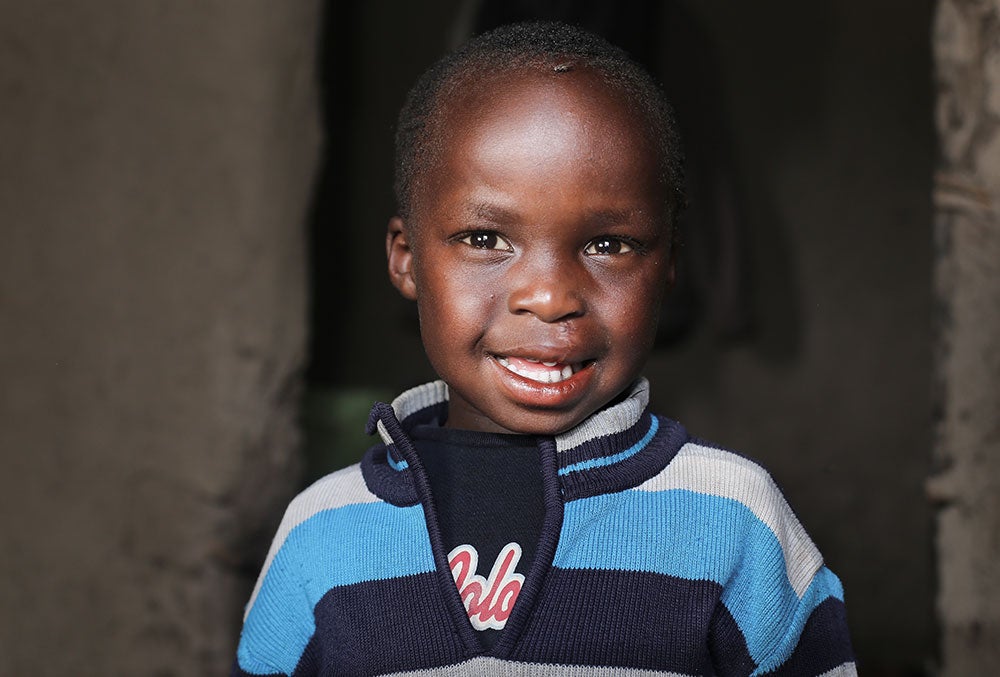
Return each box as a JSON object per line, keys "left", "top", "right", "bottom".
{"left": 364, "top": 378, "right": 685, "bottom": 503}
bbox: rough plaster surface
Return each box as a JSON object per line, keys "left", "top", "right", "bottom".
{"left": 0, "top": 2, "right": 320, "bottom": 674}
{"left": 931, "top": 0, "right": 1000, "bottom": 673}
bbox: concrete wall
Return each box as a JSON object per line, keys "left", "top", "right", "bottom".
{"left": 930, "top": 0, "right": 1000, "bottom": 673}
{"left": 0, "top": 2, "right": 320, "bottom": 674}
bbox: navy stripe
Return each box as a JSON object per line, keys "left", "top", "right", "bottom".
{"left": 555, "top": 411, "right": 653, "bottom": 472}
{"left": 509, "top": 567, "right": 720, "bottom": 673}
{"left": 559, "top": 415, "right": 659, "bottom": 475}
{"left": 230, "top": 664, "right": 283, "bottom": 677}
{"left": 558, "top": 416, "right": 687, "bottom": 500}
{"left": 361, "top": 442, "right": 419, "bottom": 507}
{"left": 708, "top": 603, "right": 756, "bottom": 677}
{"left": 400, "top": 399, "right": 449, "bottom": 429}
{"left": 305, "top": 573, "right": 469, "bottom": 676}
{"left": 766, "top": 597, "right": 854, "bottom": 676}
{"left": 554, "top": 487, "right": 844, "bottom": 666}
{"left": 236, "top": 502, "right": 435, "bottom": 674}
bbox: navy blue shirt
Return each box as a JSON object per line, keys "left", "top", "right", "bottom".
{"left": 411, "top": 424, "right": 545, "bottom": 651}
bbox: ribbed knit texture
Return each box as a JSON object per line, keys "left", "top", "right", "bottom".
{"left": 233, "top": 380, "right": 856, "bottom": 677}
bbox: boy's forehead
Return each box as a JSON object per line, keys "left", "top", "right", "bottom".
{"left": 426, "top": 67, "right": 663, "bottom": 192}
{"left": 441, "top": 66, "right": 642, "bottom": 133}
{"left": 407, "top": 66, "right": 672, "bottom": 243}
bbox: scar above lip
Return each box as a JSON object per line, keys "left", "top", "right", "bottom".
{"left": 558, "top": 323, "right": 576, "bottom": 336}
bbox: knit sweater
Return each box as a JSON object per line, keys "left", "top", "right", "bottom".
{"left": 233, "top": 379, "right": 856, "bottom": 676}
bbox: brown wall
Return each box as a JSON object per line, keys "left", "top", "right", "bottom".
{"left": 0, "top": 2, "right": 320, "bottom": 674}
{"left": 931, "top": 0, "right": 1000, "bottom": 673}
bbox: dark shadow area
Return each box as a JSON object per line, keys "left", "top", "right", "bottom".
{"left": 308, "top": 0, "right": 360, "bottom": 390}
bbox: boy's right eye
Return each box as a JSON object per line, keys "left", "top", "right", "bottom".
{"left": 458, "top": 231, "right": 513, "bottom": 251}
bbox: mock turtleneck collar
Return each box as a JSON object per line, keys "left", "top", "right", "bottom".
{"left": 363, "top": 378, "right": 688, "bottom": 504}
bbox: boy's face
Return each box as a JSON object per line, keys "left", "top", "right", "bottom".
{"left": 388, "top": 68, "right": 674, "bottom": 435}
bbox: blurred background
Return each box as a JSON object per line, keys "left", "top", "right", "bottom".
{"left": 2, "top": 0, "right": 998, "bottom": 675}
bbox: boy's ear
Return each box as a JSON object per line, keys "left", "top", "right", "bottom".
{"left": 386, "top": 216, "right": 417, "bottom": 300}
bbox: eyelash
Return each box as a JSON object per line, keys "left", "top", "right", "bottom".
{"left": 457, "top": 231, "right": 513, "bottom": 251}
{"left": 583, "top": 236, "right": 638, "bottom": 256}
{"left": 456, "top": 231, "right": 643, "bottom": 256}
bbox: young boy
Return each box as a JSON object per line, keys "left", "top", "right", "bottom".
{"left": 233, "top": 22, "right": 855, "bottom": 677}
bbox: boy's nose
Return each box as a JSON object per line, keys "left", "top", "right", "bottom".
{"left": 507, "top": 262, "right": 586, "bottom": 323}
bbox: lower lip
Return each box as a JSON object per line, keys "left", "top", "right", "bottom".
{"left": 489, "top": 356, "right": 595, "bottom": 409}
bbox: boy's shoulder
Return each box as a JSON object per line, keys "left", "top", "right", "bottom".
{"left": 645, "top": 435, "right": 787, "bottom": 499}
{"left": 245, "top": 461, "right": 431, "bottom": 604}
{"left": 642, "top": 433, "right": 809, "bottom": 531}
{"left": 259, "top": 463, "right": 387, "bottom": 568}
{"left": 640, "top": 432, "right": 826, "bottom": 591}
{"left": 285, "top": 462, "right": 376, "bottom": 523}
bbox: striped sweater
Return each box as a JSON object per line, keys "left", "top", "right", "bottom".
{"left": 234, "top": 379, "right": 855, "bottom": 676}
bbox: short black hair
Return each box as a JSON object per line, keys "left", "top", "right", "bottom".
{"left": 393, "top": 21, "right": 685, "bottom": 225}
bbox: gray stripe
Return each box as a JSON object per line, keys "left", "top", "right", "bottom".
{"left": 555, "top": 378, "right": 649, "bottom": 453}
{"left": 636, "top": 443, "right": 824, "bottom": 598}
{"left": 378, "top": 381, "right": 449, "bottom": 446}
{"left": 382, "top": 657, "right": 693, "bottom": 677}
{"left": 243, "top": 464, "right": 378, "bottom": 619}
{"left": 819, "top": 662, "right": 858, "bottom": 677}
{"left": 391, "top": 380, "right": 450, "bottom": 420}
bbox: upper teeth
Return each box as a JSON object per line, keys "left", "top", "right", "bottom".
{"left": 497, "top": 357, "right": 578, "bottom": 384}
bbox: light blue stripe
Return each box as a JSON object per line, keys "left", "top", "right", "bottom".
{"left": 238, "top": 502, "right": 434, "bottom": 675}
{"left": 387, "top": 447, "right": 409, "bottom": 471}
{"left": 553, "top": 488, "right": 742, "bottom": 582}
{"left": 750, "top": 566, "right": 844, "bottom": 675}
{"left": 558, "top": 416, "right": 658, "bottom": 476}
{"left": 553, "top": 488, "right": 841, "bottom": 665}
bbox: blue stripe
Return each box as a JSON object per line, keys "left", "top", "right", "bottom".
{"left": 553, "top": 488, "right": 842, "bottom": 665}
{"left": 751, "top": 567, "right": 845, "bottom": 675}
{"left": 238, "top": 502, "right": 434, "bottom": 675}
{"left": 387, "top": 446, "right": 409, "bottom": 471}
{"left": 558, "top": 416, "right": 659, "bottom": 476}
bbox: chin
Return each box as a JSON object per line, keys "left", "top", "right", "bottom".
{"left": 496, "top": 407, "right": 592, "bottom": 436}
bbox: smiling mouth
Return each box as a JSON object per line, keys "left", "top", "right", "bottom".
{"left": 495, "top": 355, "right": 589, "bottom": 384}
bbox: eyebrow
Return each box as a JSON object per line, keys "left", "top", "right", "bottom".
{"left": 467, "top": 201, "right": 518, "bottom": 224}
{"left": 465, "top": 201, "right": 644, "bottom": 227}
{"left": 583, "top": 208, "right": 646, "bottom": 228}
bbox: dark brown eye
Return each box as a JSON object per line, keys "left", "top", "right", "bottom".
{"left": 584, "top": 237, "right": 633, "bottom": 255}
{"left": 460, "top": 231, "right": 511, "bottom": 251}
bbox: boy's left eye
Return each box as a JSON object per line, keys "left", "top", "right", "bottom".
{"left": 584, "top": 237, "right": 634, "bottom": 255}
